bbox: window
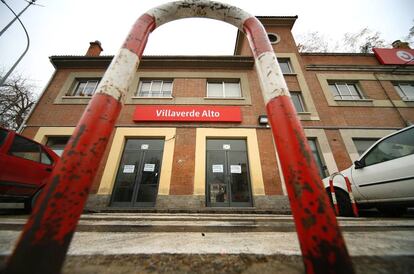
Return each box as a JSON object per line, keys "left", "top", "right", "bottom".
{"left": 267, "top": 33, "right": 280, "bottom": 44}
{"left": 70, "top": 79, "right": 100, "bottom": 96}
{"left": 137, "top": 79, "right": 173, "bottom": 97}
{"left": 207, "top": 80, "right": 241, "bottom": 98}
{"left": 9, "top": 135, "right": 52, "bottom": 165}
{"left": 363, "top": 127, "right": 414, "bottom": 167}
{"left": 308, "top": 139, "right": 327, "bottom": 178}
{"left": 328, "top": 82, "right": 364, "bottom": 100}
{"left": 352, "top": 138, "right": 379, "bottom": 156}
{"left": 277, "top": 58, "right": 293, "bottom": 74}
{"left": 291, "top": 92, "right": 306, "bottom": 112}
{"left": 394, "top": 82, "right": 414, "bottom": 101}
{"left": 46, "top": 137, "right": 70, "bottom": 157}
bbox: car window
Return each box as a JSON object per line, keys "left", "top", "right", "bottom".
{"left": 364, "top": 127, "right": 414, "bottom": 166}
{"left": 41, "top": 149, "right": 53, "bottom": 165}
{"left": 0, "top": 129, "right": 8, "bottom": 147}
{"left": 8, "top": 135, "right": 42, "bottom": 163}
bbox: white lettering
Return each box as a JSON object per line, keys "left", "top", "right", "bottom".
{"left": 154, "top": 108, "right": 221, "bottom": 119}
{"left": 202, "top": 110, "right": 220, "bottom": 117}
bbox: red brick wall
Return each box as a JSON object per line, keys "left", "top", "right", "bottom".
{"left": 257, "top": 129, "right": 283, "bottom": 195}
{"left": 169, "top": 128, "right": 196, "bottom": 195}
{"left": 324, "top": 130, "right": 353, "bottom": 171}
{"left": 173, "top": 78, "right": 205, "bottom": 97}
{"left": 26, "top": 69, "right": 101, "bottom": 126}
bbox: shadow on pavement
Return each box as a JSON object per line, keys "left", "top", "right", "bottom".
{"left": 358, "top": 208, "right": 414, "bottom": 218}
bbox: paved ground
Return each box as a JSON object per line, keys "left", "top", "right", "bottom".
{"left": 0, "top": 211, "right": 413, "bottom": 273}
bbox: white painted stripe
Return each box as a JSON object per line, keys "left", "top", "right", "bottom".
{"left": 147, "top": 0, "right": 252, "bottom": 30}
{"left": 96, "top": 48, "right": 140, "bottom": 102}
{"left": 255, "top": 51, "right": 291, "bottom": 105}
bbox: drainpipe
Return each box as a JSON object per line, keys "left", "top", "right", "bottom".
{"left": 373, "top": 72, "right": 411, "bottom": 127}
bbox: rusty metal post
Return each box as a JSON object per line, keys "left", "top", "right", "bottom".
{"left": 344, "top": 176, "right": 359, "bottom": 217}
{"left": 4, "top": 1, "right": 354, "bottom": 274}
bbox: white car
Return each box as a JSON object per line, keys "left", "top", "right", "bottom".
{"left": 323, "top": 125, "right": 414, "bottom": 216}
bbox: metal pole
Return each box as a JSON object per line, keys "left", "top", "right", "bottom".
{"left": 0, "top": 0, "right": 36, "bottom": 37}
{"left": 0, "top": 0, "right": 33, "bottom": 86}
{"left": 4, "top": 1, "right": 355, "bottom": 274}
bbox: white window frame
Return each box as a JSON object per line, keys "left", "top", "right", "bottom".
{"left": 393, "top": 82, "right": 414, "bottom": 101}
{"left": 137, "top": 79, "right": 173, "bottom": 97}
{"left": 206, "top": 80, "right": 242, "bottom": 98}
{"left": 70, "top": 79, "right": 100, "bottom": 96}
{"left": 328, "top": 82, "right": 364, "bottom": 100}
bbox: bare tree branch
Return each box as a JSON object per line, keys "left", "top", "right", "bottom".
{"left": 0, "top": 72, "right": 37, "bottom": 130}
{"left": 296, "top": 27, "right": 396, "bottom": 53}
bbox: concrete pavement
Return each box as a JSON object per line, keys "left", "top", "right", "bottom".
{"left": 0, "top": 212, "right": 413, "bottom": 273}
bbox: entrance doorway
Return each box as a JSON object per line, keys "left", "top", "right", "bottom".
{"left": 111, "top": 139, "right": 164, "bottom": 207}
{"left": 206, "top": 139, "right": 253, "bottom": 207}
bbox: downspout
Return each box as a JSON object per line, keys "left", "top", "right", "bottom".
{"left": 373, "top": 72, "right": 410, "bottom": 127}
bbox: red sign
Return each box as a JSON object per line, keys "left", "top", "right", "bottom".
{"left": 373, "top": 48, "right": 414, "bottom": 65}
{"left": 133, "top": 105, "right": 242, "bottom": 122}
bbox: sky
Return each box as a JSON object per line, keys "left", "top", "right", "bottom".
{"left": 0, "top": 0, "right": 413, "bottom": 94}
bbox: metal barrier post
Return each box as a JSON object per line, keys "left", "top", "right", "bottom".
{"left": 329, "top": 172, "right": 359, "bottom": 217}
{"left": 344, "top": 177, "right": 359, "bottom": 217}
{"left": 329, "top": 178, "right": 340, "bottom": 215}
{"left": 4, "top": 1, "right": 354, "bottom": 274}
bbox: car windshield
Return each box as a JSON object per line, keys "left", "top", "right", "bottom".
{"left": 364, "top": 127, "right": 414, "bottom": 166}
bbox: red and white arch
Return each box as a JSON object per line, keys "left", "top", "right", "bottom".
{"left": 6, "top": 2, "right": 354, "bottom": 274}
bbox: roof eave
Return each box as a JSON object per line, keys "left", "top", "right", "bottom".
{"left": 49, "top": 55, "right": 255, "bottom": 69}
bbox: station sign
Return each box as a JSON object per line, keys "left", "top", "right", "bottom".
{"left": 373, "top": 48, "right": 414, "bottom": 65}
{"left": 133, "top": 105, "right": 242, "bottom": 122}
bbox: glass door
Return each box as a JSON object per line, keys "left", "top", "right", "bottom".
{"left": 111, "top": 139, "right": 164, "bottom": 207}
{"left": 206, "top": 139, "right": 253, "bottom": 207}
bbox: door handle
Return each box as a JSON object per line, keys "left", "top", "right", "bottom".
{"left": 45, "top": 167, "right": 53, "bottom": 172}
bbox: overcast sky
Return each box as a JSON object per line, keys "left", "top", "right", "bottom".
{"left": 1, "top": 0, "right": 413, "bottom": 94}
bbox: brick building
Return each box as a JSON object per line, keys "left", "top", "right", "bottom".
{"left": 20, "top": 16, "right": 414, "bottom": 210}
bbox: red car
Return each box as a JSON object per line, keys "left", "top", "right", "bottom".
{"left": 0, "top": 127, "right": 60, "bottom": 212}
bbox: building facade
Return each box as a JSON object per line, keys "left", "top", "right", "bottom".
{"left": 20, "top": 16, "right": 414, "bottom": 210}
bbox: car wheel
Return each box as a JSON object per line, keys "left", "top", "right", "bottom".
{"left": 326, "top": 188, "right": 354, "bottom": 217}
{"left": 23, "top": 199, "right": 32, "bottom": 213}
{"left": 24, "top": 189, "right": 43, "bottom": 213}
{"left": 377, "top": 206, "right": 406, "bottom": 217}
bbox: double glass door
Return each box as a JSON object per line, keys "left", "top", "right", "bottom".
{"left": 111, "top": 139, "right": 164, "bottom": 207}
{"left": 206, "top": 139, "right": 253, "bottom": 207}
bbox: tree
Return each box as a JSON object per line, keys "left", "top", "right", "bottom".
{"left": 403, "top": 20, "right": 414, "bottom": 45}
{"left": 297, "top": 31, "right": 329, "bottom": 53}
{"left": 0, "top": 72, "right": 37, "bottom": 130}
{"left": 342, "top": 27, "right": 386, "bottom": 53}
{"left": 297, "top": 24, "right": 413, "bottom": 53}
